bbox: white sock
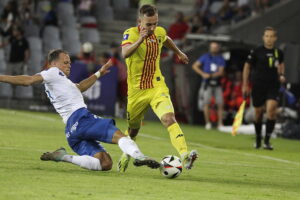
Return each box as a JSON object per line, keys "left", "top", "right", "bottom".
{"left": 62, "top": 155, "right": 102, "bottom": 171}
{"left": 118, "top": 136, "right": 145, "bottom": 159}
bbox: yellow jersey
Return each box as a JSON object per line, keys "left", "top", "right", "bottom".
{"left": 121, "top": 26, "right": 167, "bottom": 90}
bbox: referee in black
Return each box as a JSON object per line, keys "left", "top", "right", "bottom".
{"left": 242, "top": 27, "right": 285, "bottom": 150}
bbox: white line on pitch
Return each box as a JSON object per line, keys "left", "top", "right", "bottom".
{"left": 139, "top": 133, "right": 300, "bottom": 166}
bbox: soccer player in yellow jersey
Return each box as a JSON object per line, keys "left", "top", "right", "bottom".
{"left": 118, "top": 4, "right": 198, "bottom": 172}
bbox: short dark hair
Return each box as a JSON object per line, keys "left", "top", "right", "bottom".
{"left": 48, "top": 49, "right": 68, "bottom": 63}
{"left": 139, "top": 4, "right": 157, "bottom": 17}
{"left": 264, "top": 26, "right": 277, "bottom": 35}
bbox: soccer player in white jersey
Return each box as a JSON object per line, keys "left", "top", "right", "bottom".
{"left": 0, "top": 49, "right": 160, "bottom": 171}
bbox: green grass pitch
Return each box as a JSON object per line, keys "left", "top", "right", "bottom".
{"left": 0, "top": 108, "right": 300, "bottom": 200}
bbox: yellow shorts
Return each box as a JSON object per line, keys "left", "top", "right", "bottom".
{"left": 127, "top": 86, "right": 174, "bottom": 129}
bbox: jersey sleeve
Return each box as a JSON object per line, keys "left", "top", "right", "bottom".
{"left": 246, "top": 49, "right": 256, "bottom": 65}
{"left": 40, "top": 67, "right": 59, "bottom": 83}
{"left": 121, "top": 28, "right": 136, "bottom": 46}
{"left": 159, "top": 26, "right": 167, "bottom": 43}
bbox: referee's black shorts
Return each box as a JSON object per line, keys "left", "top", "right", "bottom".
{"left": 251, "top": 82, "right": 280, "bottom": 107}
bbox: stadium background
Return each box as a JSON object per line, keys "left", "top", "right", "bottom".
{"left": 0, "top": 0, "right": 299, "bottom": 130}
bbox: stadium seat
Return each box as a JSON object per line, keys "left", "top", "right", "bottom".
{"left": 63, "top": 40, "right": 81, "bottom": 56}
{"left": 0, "top": 61, "right": 7, "bottom": 74}
{"left": 112, "top": 0, "right": 129, "bottom": 9}
{"left": 0, "top": 49, "right": 5, "bottom": 61}
{"left": 58, "top": 14, "right": 77, "bottom": 27}
{"left": 81, "top": 28, "right": 100, "bottom": 43}
{"left": 24, "top": 23, "right": 40, "bottom": 38}
{"left": 43, "top": 26, "right": 60, "bottom": 40}
{"left": 28, "top": 37, "right": 42, "bottom": 52}
{"left": 61, "top": 27, "right": 80, "bottom": 41}
{"left": 0, "top": 83, "right": 12, "bottom": 98}
{"left": 15, "top": 86, "right": 34, "bottom": 99}
{"left": 57, "top": 2, "right": 74, "bottom": 16}
{"left": 80, "top": 16, "right": 97, "bottom": 24}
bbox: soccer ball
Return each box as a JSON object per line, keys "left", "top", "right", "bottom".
{"left": 160, "top": 155, "right": 182, "bottom": 179}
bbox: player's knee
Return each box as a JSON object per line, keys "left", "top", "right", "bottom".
{"left": 161, "top": 113, "right": 176, "bottom": 127}
{"left": 101, "top": 161, "right": 113, "bottom": 171}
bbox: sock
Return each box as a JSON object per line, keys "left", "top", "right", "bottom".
{"left": 125, "top": 129, "right": 136, "bottom": 141}
{"left": 167, "top": 123, "right": 188, "bottom": 155}
{"left": 265, "top": 119, "right": 275, "bottom": 144}
{"left": 254, "top": 122, "right": 262, "bottom": 139}
{"left": 118, "top": 136, "right": 144, "bottom": 159}
{"left": 62, "top": 155, "right": 102, "bottom": 171}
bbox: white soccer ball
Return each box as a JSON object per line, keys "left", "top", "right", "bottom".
{"left": 160, "top": 155, "right": 182, "bottom": 179}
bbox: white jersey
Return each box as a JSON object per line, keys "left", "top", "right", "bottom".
{"left": 40, "top": 67, "right": 87, "bottom": 124}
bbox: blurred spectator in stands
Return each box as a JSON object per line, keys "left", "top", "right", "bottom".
{"left": 254, "top": 0, "right": 271, "bottom": 13}
{"left": 20, "top": 2, "right": 40, "bottom": 38}
{"left": 77, "top": 0, "right": 94, "bottom": 17}
{"left": 168, "top": 12, "right": 189, "bottom": 45}
{"left": 192, "top": 42, "right": 225, "bottom": 130}
{"left": 192, "top": 0, "right": 208, "bottom": 15}
{"left": 218, "top": 0, "right": 234, "bottom": 23}
{"left": 5, "top": 26, "right": 29, "bottom": 97}
{"left": 1, "top": 1, "right": 19, "bottom": 35}
{"left": 223, "top": 71, "right": 247, "bottom": 112}
{"left": 44, "top": 7, "right": 58, "bottom": 26}
{"left": 77, "top": 42, "right": 95, "bottom": 72}
{"left": 189, "top": 13, "right": 206, "bottom": 34}
{"left": 6, "top": 26, "right": 29, "bottom": 75}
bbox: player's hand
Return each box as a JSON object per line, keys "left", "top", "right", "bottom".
{"left": 99, "top": 59, "right": 113, "bottom": 76}
{"left": 202, "top": 73, "right": 210, "bottom": 79}
{"left": 242, "top": 84, "right": 249, "bottom": 99}
{"left": 279, "top": 75, "right": 286, "bottom": 84}
{"left": 177, "top": 52, "right": 189, "bottom": 64}
{"left": 139, "top": 27, "right": 148, "bottom": 42}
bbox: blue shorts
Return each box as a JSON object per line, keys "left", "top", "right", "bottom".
{"left": 65, "top": 108, "right": 119, "bottom": 156}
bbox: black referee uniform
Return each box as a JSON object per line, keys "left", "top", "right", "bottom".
{"left": 246, "top": 46, "right": 284, "bottom": 148}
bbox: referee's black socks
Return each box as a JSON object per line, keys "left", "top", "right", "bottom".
{"left": 254, "top": 122, "right": 262, "bottom": 148}
{"left": 265, "top": 119, "right": 276, "bottom": 144}
{"left": 254, "top": 122, "right": 262, "bottom": 138}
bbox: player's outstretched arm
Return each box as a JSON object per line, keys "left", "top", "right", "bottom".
{"left": 0, "top": 74, "right": 43, "bottom": 86}
{"left": 163, "top": 36, "right": 189, "bottom": 64}
{"left": 77, "top": 59, "right": 113, "bottom": 92}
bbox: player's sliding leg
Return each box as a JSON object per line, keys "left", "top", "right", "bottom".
{"left": 117, "top": 128, "right": 139, "bottom": 172}
{"left": 40, "top": 148, "right": 104, "bottom": 171}
{"left": 254, "top": 106, "right": 264, "bottom": 149}
{"left": 118, "top": 107, "right": 146, "bottom": 172}
{"left": 114, "top": 130, "right": 160, "bottom": 169}
{"left": 264, "top": 100, "right": 278, "bottom": 150}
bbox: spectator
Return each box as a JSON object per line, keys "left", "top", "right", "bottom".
{"left": 168, "top": 12, "right": 189, "bottom": 44}
{"left": 189, "top": 13, "right": 206, "bottom": 34}
{"left": 77, "top": 42, "right": 95, "bottom": 72}
{"left": 6, "top": 26, "right": 29, "bottom": 76}
{"left": 192, "top": 42, "right": 226, "bottom": 130}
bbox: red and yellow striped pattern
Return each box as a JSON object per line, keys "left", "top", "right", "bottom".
{"left": 140, "top": 35, "right": 159, "bottom": 89}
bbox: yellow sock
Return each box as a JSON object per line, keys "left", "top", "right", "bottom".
{"left": 167, "top": 123, "right": 188, "bottom": 155}
{"left": 124, "top": 129, "right": 136, "bottom": 141}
